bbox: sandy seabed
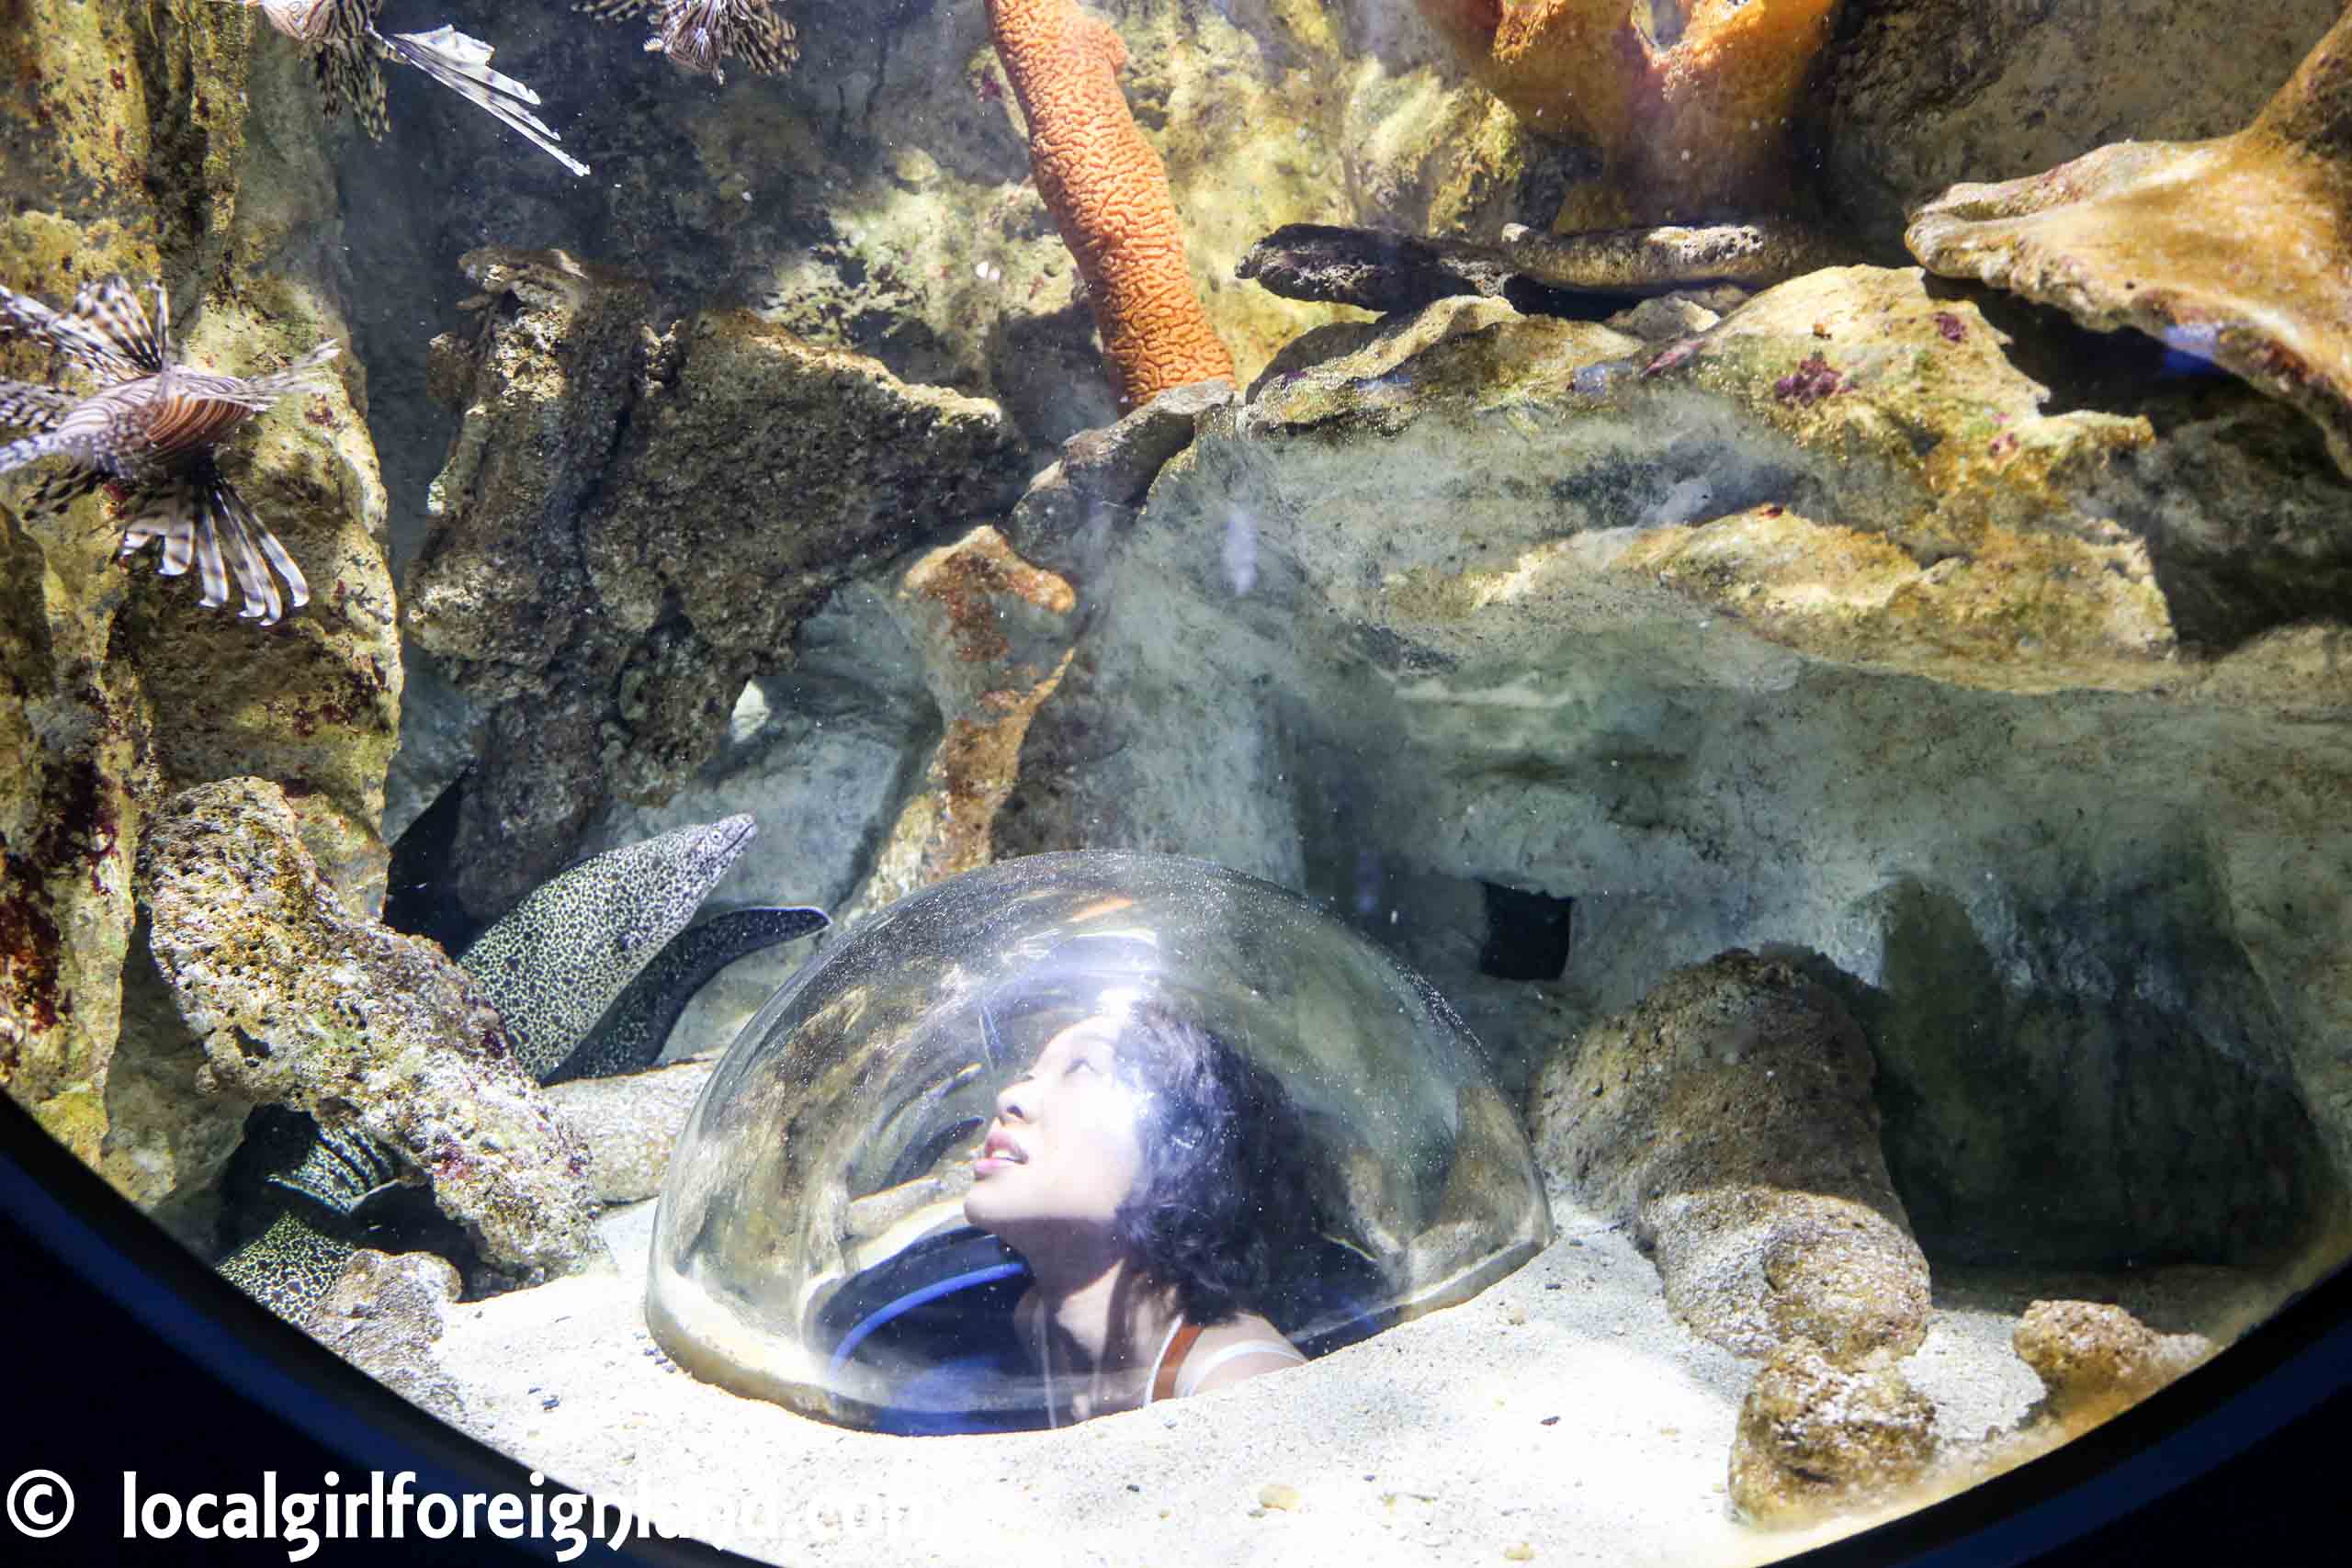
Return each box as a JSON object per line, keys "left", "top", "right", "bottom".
{"left": 410, "top": 1184, "right": 2283, "bottom": 1568}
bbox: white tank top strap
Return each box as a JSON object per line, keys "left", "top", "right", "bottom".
{"left": 1142, "top": 1313, "right": 1190, "bottom": 1406}
{"left": 1171, "top": 1338, "right": 1306, "bottom": 1400}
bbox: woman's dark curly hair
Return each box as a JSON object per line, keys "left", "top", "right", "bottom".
{"left": 1104, "top": 998, "right": 1321, "bottom": 1326}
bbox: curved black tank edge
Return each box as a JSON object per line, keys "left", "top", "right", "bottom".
{"left": 3, "top": 1088, "right": 2346, "bottom": 1567}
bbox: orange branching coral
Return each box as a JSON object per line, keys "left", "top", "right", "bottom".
{"left": 1417, "top": 0, "right": 1844, "bottom": 222}
{"left": 987, "top": 0, "right": 1236, "bottom": 408}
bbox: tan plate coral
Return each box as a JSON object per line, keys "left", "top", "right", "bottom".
{"left": 1414, "top": 0, "right": 1845, "bottom": 224}
{"left": 1907, "top": 7, "right": 2352, "bottom": 479}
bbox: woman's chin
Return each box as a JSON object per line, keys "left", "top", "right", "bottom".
{"left": 963, "top": 1187, "right": 1013, "bottom": 1233}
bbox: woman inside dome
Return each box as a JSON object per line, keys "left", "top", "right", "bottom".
{"left": 963, "top": 998, "right": 1315, "bottom": 1426}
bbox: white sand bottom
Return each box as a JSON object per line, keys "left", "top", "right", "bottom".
{"left": 427, "top": 1196, "right": 2267, "bottom": 1568}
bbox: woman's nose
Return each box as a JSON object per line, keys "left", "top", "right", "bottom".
{"left": 995, "top": 1080, "right": 1030, "bottom": 1122}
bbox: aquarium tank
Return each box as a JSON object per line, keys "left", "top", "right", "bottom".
{"left": 2, "top": 0, "right": 2349, "bottom": 1562}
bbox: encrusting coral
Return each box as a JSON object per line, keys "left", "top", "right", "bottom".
{"left": 986, "top": 0, "right": 1236, "bottom": 408}
{"left": 1414, "top": 0, "right": 1844, "bottom": 225}
{"left": 1907, "top": 6, "right": 2352, "bottom": 481}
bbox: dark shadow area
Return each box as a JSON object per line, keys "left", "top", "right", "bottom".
{"left": 1803, "top": 874, "right": 2340, "bottom": 1272}
{"left": 1479, "top": 881, "right": 1576, "bottom": 981}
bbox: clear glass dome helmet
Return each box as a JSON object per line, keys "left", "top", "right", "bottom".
{"left": 646, "top": 850, "right": 1554, "bottom": 1434}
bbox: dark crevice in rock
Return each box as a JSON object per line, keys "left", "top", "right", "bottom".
{"left": 1480, "top": 883, "right": 1577, "bottom": 982}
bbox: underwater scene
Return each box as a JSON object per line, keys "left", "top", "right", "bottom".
{"left": 3, "top": 0, "right": 2351, "bottom": 1561}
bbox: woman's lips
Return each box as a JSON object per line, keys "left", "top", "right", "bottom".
{"left": 975, "top": 1128, "right": 1028, "bottom": 1174}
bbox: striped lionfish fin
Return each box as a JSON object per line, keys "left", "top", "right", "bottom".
{"left": 0, "top": 282, "right": 143, "bottom": 382}
{"left": 312, "top": 6, "right": 390, "bottom": 140}
{"left": 379, "top": 27, "right": 590, "bottom": 177}
{"left": 115, "top": 463, "right": 304, "bottom": 624}
{"left": 0, "top": 379, "right": 78, "bottom": 436}
{"left": 210, "top": 470, "right": 307, "bottom": 622}
{"left": 573, "top": 0, "right": 657, "bottom": 17}
{"left": 239, "top": 338, "right": 342, "bottom": 403}
{"left": 17, "top": 461, "right": 108, "bottom": 517}
{"left": 71, "top": 276, "right": 170, "bottom": 375}
{"left": 726, "top": 1, "right": 799, "bottom": 77}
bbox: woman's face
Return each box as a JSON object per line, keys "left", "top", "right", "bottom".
{"left": 963, "top": 1015, "right": 1150, "bottom": 1243}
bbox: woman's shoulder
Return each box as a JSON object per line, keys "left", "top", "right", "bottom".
{"left": 1177, "top": 1310, "right": 1304, "bottom": 1396}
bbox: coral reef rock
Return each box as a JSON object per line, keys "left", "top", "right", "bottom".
{"left": 139, "top": 779, "right": 601, "bottom": 1284}
{"left": 543, "top": 1059, "right": 718, "bottom": 1205}
{"left": 297, "top": 1248, "right": 469, "bottom": 1427}
{"left": 1907, "top": 6, "right": 2352, "bottom": 480}
{"left": 2012, "top": 1298, "right": 2216, "bottom": 1432}
{"left": 1728, "top": 1342, "right": 1939, "bottom": 1527}
{"left": 837, "top": 525, "right": 1077, "bottom": 923}
{"left": 1000, "top": 274, "right": 2350, "bottom": 1273}
{"left": 2, "top": 1, "right": 398, "bottom": 1188}
{"left": 1532, "top": 951, "right": 1930, "bottom": 1366}
{"left": 1411, "top": 0, "right": 1844, "bottom": 225}
{"left": 406, "top": 248, "right": 1028, "bottom": 914}
{"left": 1818, "top": 0, "right": 2347, "bottom": 254}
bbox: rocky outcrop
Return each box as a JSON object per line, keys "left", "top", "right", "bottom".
{"left": 1728, "top": 1343, "right": 1939, "bottom": 1526}
{"left": 297, "top": 1250, "right": 469, "bottom": 1427}
{"left": 2011, "top": 1298, "right": 2215, "bottom": 1432}
{"left": 1817, "top": 0, "right": 2346, "bottom": 254}
{"left": 1908, "top": 6, "right": 2352, "bottom": 480}
{"left": 999, "top": 270, "right": 2350, "bottom": 1271}
{"left": 406, "top": 249, "right": 1030, "bottom": 914}
{"left": 543, "top": 1059, "right": 717, "bottom": 1205}
{"left": 1532, "top": 952, "right": 1931, "bottom": 1367}
{"left": 836, "top": 525, "right": 1077, "bottom": 924}
{"left": 140, "top": 779, "right": 600, "bottom": 1284}
{"left": 1, "top": 5, "right": 398, "bottom": 1197}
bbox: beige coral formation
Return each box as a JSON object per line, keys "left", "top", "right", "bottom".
{"left": 1908, "top": 6, "right": 2352, "bottom": 479}
{"left": 1414, "top": 0, "right": 1845, "bottom": 223}
{"left": 845, "top": 526, "right": 1077, "bottom": 919}
{"left": 987, "top": 0, "right": 1237, "bottom": 407}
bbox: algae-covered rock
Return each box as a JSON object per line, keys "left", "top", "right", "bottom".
{"left": 1532, "top": 951, "right": 1930, "bottom": 1367}
{"left": 140, "top": 779, "right": 601, "bottom": 1284}
{"left": 409, "top": 251, "right": 1030, "bottom": 915}
{"left": 1, "top": 2, "right": 398, "bottom": 1185}
{"left": 1818, "top": 0, "right": 2346, "bottom": 254}
{"left": 1001, "top": 271, "right": 2347, "bottom": 1269}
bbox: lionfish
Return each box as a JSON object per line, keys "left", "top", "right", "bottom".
{"left": 237, "top": 1, "right": 589, "bottom": 177}
{"left": 0, "top": 276, "right": 338, "bottom": 624}
{"left": 577, "top": 0, "right": 800, "bottom": 85}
